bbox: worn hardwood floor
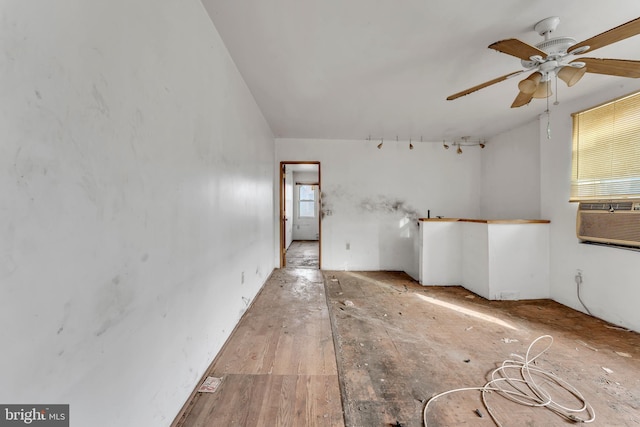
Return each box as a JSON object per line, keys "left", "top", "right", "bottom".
{"left": 325, "top": 271, "right": 640, "bottom": 427}
{"left": 174, "top": 268, "right": 344, "bottom": 427}
{"left": 175, "top": 269, "right": 640, "bottom": 427}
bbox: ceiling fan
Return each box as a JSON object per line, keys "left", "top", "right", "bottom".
{"left": 447, "top": 16, "right": 640, "bottom": 108}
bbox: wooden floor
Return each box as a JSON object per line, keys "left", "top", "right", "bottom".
{"left": 325, "top": 271, "right": 640, "bottom": 427}
{"left": 174, "top": 268, "right": 344, "bottom": 427}
{"left": 175, "top": 269, "right": 640, "bottom": 427}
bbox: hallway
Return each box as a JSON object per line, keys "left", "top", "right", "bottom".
{"left": 286, "top": 240, "right": 319, "bottom": 269}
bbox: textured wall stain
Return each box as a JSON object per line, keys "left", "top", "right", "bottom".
{"left": 359, "top": 196, "right": 421, "bottom": 222}
{"left": 95, "top": 274, "right": 134, "bottom": 337}
{"left": 56, "top": 301, "right": 72, "bottom": 335}
{"left": 91, "top": 84, "right": 110, "bottom": 116}
{"left": 320, "top": 191, "right": 334, "bottom": 219}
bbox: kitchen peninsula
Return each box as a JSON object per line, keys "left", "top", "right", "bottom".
{"left": 418, "top": 218, "right": 550, "bottom": 300}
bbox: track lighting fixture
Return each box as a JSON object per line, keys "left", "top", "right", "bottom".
{"left": 442, "top": 137, "right": 486, "bottom": 153}
{"left": 365, "top": 135, "right": 486, "bottom": 151}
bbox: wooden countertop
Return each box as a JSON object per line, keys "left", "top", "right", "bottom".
{"left": 418, "top": 218, "right": 550, "bottom": 224}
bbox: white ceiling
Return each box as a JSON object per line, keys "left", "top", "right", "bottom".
{"left": 202, "top": 0, "right": 640, "bottom": 141}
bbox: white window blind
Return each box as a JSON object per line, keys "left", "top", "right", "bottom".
{"left": 571, "top": 90, "right": 640, "bottom": 201}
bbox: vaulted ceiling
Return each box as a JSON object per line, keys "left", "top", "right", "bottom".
{"left": 202, "top": 1, "right": 640, "bottom": 141}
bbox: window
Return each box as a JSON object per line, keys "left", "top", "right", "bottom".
{"left": 571, "top": 90, "right": 640, "bottom": 201}
{"left": 298, "top": 185, "right": 316, "bottom": 218}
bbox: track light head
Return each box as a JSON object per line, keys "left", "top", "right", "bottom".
{"left": 457, "top": 146, "right": 463, "bottom": 154}
{"left": 479, "top": 143, "right": 485, "bottom": 149}
{"left": 377, "top": 139, "right": 383, "bottom": 149}
{"left": 443, "top": 141, "right": 449, "bottom": 149}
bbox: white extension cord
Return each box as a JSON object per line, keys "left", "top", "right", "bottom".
{"left": 423, "top": 335, "right": 595, "bottom": 426}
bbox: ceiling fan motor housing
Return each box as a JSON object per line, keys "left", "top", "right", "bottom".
{"left": 521, "top": 37, "right": 577, "bottom": 69}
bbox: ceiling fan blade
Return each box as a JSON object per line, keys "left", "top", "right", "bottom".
{"left": 568, "top": 17, "right": 640, "bottom": 54}
{"left": 511, "top": 91, "right": 534, "bottom": 108}
{"left": 447, "top": 70, "right": 523, "bottom": 101}
{"left": 488, "top": 38, "right": 547, "bottom": 60}
{"left": 581, "top": 58, "right": 640, "bottom": 78}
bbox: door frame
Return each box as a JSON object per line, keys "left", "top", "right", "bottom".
{"left": 279, "top": 161, "right": 321, "bottom": 268}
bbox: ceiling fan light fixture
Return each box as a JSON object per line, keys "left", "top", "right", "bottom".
{"left": 558, "top": 65, "right": 587, "bottom": 87}
{"left": 532, "top": 81, "right": 552, "bottom": 99}
{"left": 518, "top": 72, "right": 542, "bottom": 94}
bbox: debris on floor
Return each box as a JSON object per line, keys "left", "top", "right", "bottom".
{"left": 615, "top": 351, "right": 632, "bottom": 358}
{"left": 198, "top": 376, "right": 224, "bottom": 393}
{"left": 343, "top": 300, "right": 354, "bottom": 307}
{"left": 500, "top": 338, "right": 519, "bottom": 343}
{"left": 576, "top": 340, "right": 598, "bottom": 351}
{"left": 602, "top": 367, "right": 614, "bottom": 374}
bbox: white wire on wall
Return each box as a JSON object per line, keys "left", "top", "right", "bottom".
{"left": 423, "top": 335, "right": 595, "bottom": 426}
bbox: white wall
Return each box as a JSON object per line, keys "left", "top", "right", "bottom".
{"left": 276, "top": 138, "right": 482, "bottom": 277}
{"left": 0, "top": 2, "right": 275, "bottom": 426}
{"left": 539, "top": 81, "right": 640, "bottom": 332}
{"left": 481, "top": 120, "right": 541, "bottom": 219}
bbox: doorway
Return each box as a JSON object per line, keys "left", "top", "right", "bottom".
{"left": 280, "top": 162, "right": 321, "bottom": 269}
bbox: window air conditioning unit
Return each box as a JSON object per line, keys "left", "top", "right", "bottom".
{"left": 577, "top": 201, "right": 640, "bottom": 248}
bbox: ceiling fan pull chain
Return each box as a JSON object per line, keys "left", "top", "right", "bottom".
{"left": 546, "top": 82, "right": 552, "bottom": 139}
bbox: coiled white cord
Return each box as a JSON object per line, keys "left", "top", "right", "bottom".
{"left": 423, "top": 335, "right": 595, "bottom": 426}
